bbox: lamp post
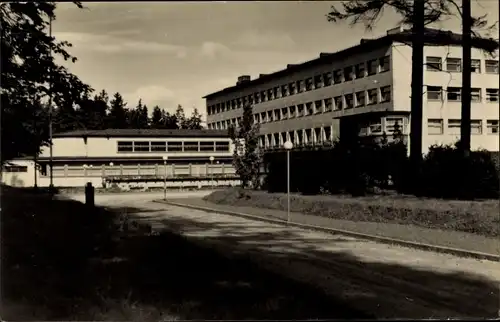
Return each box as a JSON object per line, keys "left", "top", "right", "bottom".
{"left": 48, "top": 15, "right": 54, "bottom": 192}
{"left": 162, "top": 156, "right": 168, "bottom": 200}
{"left": 209, "top": 156, "right": 215, "bottom": 188}
{"left": 283, "top": 141, "right": 293, "bottom": 224}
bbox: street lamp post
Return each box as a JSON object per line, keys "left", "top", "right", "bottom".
{"left": 162, "top": 156, "right": 168, "bottom": 200}
{"left": 209, "top": 156, "right": 215, "bottom": 188}
{"left": 283, "top": 141, "right": 293, "bottom": 224}
{"left": 107, "top": 162, "right": 114, "bottom": 188}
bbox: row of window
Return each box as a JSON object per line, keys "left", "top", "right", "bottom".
{"left": 207, "top": 55, "right": 391, "bottom": 115}
{"left": 2, "top": 165, "right": 28, "bottom": 173}
{"left": 426, "top": 56, "right": 499, "bottom": 73}
{"left": 427, "top": 87, "right": 499, "bottom": 102}
{"left": 117, "top": 141, "right": 231, "bottom": 153}
{"left": 207, "top": 86, "right": 392, "bottom": 130}
{"left": 427, "top": 119, "right": 499, "bottom": 135}
{"left": 255, "top": 117, "right": 407, "bottom": 149}
{"left": 257, "top": 127, "right": 333, "bottom": 149}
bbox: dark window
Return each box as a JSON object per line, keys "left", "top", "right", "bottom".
{"left": 199, "top": 141, "right": 215, "bottom": 152}
{"left": 379, "top": 56, "right": 390, "bottom": 72}
{"left": 117, "top": 141, "right": 133, "bottom": 152}
{"left": 305, "top": 77, "right": 313, "bottom": 91}
{"left": 343, "top": 66, "right": 353, "bottom": 81}
{"left": 324, "top": 98, "right": 333, "bottom": 111}
{"left": 151, "top": 141, "right": 166, "bottom": 152}
{"left": 167, "top": 141, "right": 182, "bottom": 152}
{"left": 215, "top": 141, "right": 230, "bottom": 152}
{"left": 380, "top": 86, "right": 392, "bottom": 102}
{"left": 355, "top": 63, "right": 365, "bottom": 78}
{"left": 314, "top": 74, "right": 323, "bottom": 88}
{"left": 3, "top": 165, "right": 28, "bottom": 172}
{"left": 296, "top": 104, "right": 304, "bottom": 117}
{"left": 281, "top": 84, "right": 289, "bottom": 97}
{"left": 133, "top": 141, "right": 150, "bottom": 152}
{"left": 333, "top": 69, "right": 343, "bottom": 84}
{"left": 267, "top": 88, "right": 274, "bottom": 100}
{"left": 297, "top": 80, "right": 305, "bottom": 93}
{"left": 344, "top": 93, "right": 354, "bottom": 109}
{"left": 183, "top": 141, "right": 199, "bottom": 152}
{"left": 323, "top": 72, "right": 332, "bottom": 86}
{"left": 367, "top": 59, "right": 378, "bottom": 75}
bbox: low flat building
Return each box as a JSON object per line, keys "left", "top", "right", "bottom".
{"left": 1, "top": 129, "right": 239, "bottom": 189}
{"left": 204, "top": 27, "right": 499, "bottom": 154}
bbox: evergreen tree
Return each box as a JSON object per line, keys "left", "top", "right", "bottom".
{"left": 162, "top": 110, "right": 179, "bottom": 129}
{"left": 139, "top": 103, "right": 149, "bottom": 129}
{"left": 185, "top": 107, "right": 203, "bottom": 130}
{"left": 151, "top": 105, "right": 163, "bottom": 129}
{"left": 90, "top": 89, "right": 109, "bottom": 130}
{"left": 108, "top": 92, "right": 128, "bottom": 129}
{"left": 228, "top": 104, "right": 261, "bottom": 189}
{"left": 175, "top": 104, "right": 187, "bottom": 129}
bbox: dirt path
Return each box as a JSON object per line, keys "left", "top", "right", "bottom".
{"left": 80, "top": 195, "right": 500, "bottom": 319}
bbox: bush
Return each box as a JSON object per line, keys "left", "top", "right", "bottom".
{"left": 419, "top": 143, "right": 499, "bottom": 200}
{"left": 263, "top": 138, "right": 497, "bottom": 200}
{"left": 263, "top": 136, "right": 408, "bottom": 197}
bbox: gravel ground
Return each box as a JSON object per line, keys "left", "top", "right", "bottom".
{"left": 167, "top": 197, "right": 500, "bottom": 255}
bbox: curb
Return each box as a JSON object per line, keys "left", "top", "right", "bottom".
{"left": 153, "top": 199, "right": 500, "bottom": 262}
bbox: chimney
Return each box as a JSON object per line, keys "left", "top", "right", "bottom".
{"left": 236, "top": 75, "right": 251, "bottom": 85}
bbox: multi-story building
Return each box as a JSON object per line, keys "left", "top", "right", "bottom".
{"left": 1, "top": 129, "right": 239, "bottom": 189}
{"left": 204, "top": 27, "right": 499, "bottom": 154}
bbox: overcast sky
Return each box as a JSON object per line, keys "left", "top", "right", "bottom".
{"left": 53, "top": 1, "right": 498, "bottom": 120}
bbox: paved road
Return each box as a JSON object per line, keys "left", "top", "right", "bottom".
{"left": 65, "top": 190, "right": 214, "bottom": 204}
{"left": 69, "top": 193, "right": 500, "bottom": 319}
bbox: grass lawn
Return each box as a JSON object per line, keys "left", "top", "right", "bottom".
{"left": 1, "top": 185, "right": 369, "bottom": 320}
{"left": 204, "top": 188, "right": 500, "bottom": 238}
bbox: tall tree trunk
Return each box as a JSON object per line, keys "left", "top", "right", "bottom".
{"left": 460, "top": 0, "right": 472, "bottom": 157}
{"left": 409, "top": 0, "right": 425, "bottom": 186}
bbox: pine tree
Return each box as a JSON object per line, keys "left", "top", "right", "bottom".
{"left": 139, "top": 103, "right": 149, "bottom": 129}
{"left": 185, "top": 107, "right": 203, "bottom": 130}
{"left": 108, "top": 92, "right": 128, "bottom": 128}
{"left": 151, "top": 105, "right": 163, "bottom": 129}
{"left": 175, "top": 104, "right": 187, "bottom": 129}
{"left": 162, "top": 110, "right": 178, "bottom": 129}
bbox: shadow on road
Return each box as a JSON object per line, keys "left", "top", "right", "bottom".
{"left": 117, "top": 205, "right": 500, "bottom": 319}
{"left": 1, "top": 187, "right": 371, "bottom": 321}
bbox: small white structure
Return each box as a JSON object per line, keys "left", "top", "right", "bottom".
{"left": 1, "top": 129, "right": 240, "bottom": 189}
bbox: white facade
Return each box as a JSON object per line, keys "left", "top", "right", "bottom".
{"left": 205, "top": 29, "right": 499, "bottom": 154}
{"left": 1, "top": 132, "right": 238, "bottom": 188}
{"left": 392, "top": 43, "right": 499, "bottom": 153}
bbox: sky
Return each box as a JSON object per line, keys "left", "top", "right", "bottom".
{"left": 53, "top": 1, "right": 499, "bottom": 121}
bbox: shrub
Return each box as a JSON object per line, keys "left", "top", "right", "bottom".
{"left": 263, "top": 135, "right": 408, "bottom": 197}
{"left": 419, "top": 143, "right": 499, "bottom": 199}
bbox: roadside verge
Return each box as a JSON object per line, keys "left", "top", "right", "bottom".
{"left": 153, "top": 199, "right": 500, "bottom": 262}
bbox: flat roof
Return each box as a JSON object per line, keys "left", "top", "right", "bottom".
{"left": 53, "top": 129, "right": 230, "bottom": 139}
{"left": 203, "top": 28, "right": 499, "bottom": 100}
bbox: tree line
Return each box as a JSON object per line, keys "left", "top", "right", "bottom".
{"left": 52, "top": 90, "right": 203, "bottom": 133}
{"left": 1, "top": 2, "right": 204, "bottom": 165}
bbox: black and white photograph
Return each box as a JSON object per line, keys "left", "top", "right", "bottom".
{"left": 1, "top": 0, "right": 499, "bottom": 320}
